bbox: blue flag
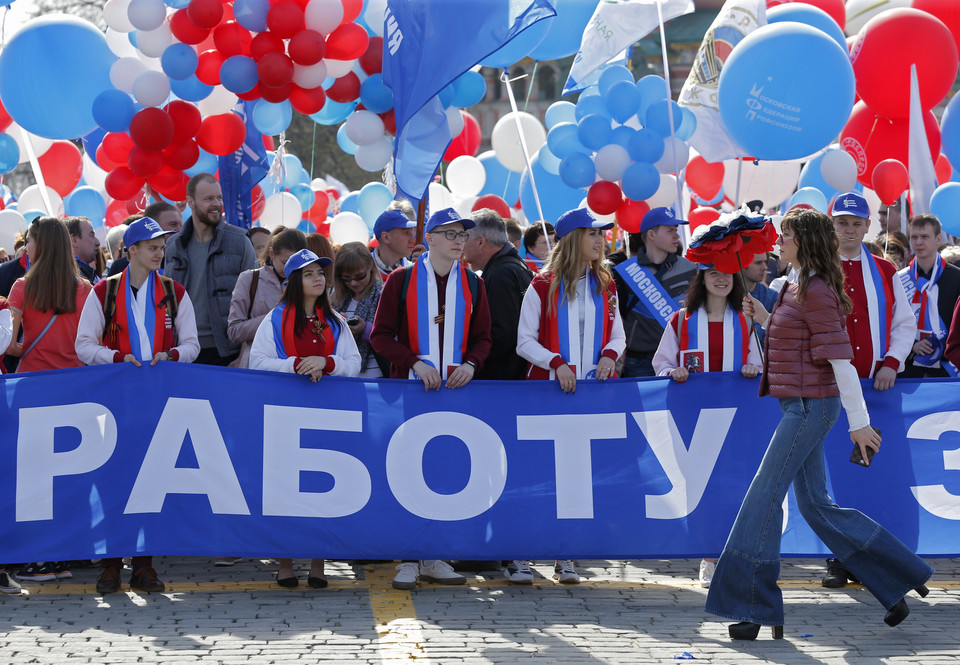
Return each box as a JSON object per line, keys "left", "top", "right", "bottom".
{"left": 383, "top": 0, "right": 557, "bottom": 202}
{"left": 218, "top": 100, "right": 269, "bottom": 229}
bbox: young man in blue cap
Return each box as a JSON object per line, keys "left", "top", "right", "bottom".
{"left": 76, "top": 216, "right": 200, "bottom": 594}
{"left": 608, "top": 206, "right": 697, "bottom": 377}
{"left": 371, "top": 207, "right": 492, "bottom": 590}
{"left": 372, "top": 208, "right": 418, "bottom": 280}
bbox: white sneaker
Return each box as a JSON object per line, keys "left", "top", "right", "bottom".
{"left": 699, "top": 559, "right": 716, "bottom": 588}
{"left": 0, "top": 571, "right": 21, "bottom": 594}
{"left": 505, "top": 560, "right": 534, "bottom": 584}
{"left": 392, "top": 562, "right": 419, "bottom": 590}
{"left": 554, "top": 560, "right": 580, "bottom": 584}
{"left": 418, "top": 560, "right": 466, "bottom": 585}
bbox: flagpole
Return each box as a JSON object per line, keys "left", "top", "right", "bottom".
{"left": 655, "top": 0, "right": 684, "bottom": 214}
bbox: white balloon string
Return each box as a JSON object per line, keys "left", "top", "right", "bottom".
{"left": 655, "top": 0, "right": 684, "bottom": 215}
{"left": 19, "top": 127, "right": 55, "bottom": 215}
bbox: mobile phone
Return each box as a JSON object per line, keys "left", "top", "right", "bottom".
{"left": 347, "top": 316, "right": 361, "bottom": 326}
{"left": 850, "top": 427, "right": 881, "bottom": 467}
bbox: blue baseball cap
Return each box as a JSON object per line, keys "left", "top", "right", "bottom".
{"left": 640, "top": 207, "right": 689, "bottom": 234}
{"left": 123, "top": 217, "right": 174, "bottom": 248}
{"left": 554, "top": 208, "right": 614, "bottom": 239}
{"left": 425, "top": 207, "right": 476, "bottom": 234}
{"left": 283, "top": 249, "right": 332, "bottom": 279}
{"left": 830, "top": 192, "right": 870, "bottom": 219}
{"left": 373, "top": 209, "right": 416, "bottom": 239}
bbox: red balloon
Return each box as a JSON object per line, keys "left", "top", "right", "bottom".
{"left": 326, "top": 72, "right": 360, "bottom": 103}
{"left": 197, "top": 113, "right": 246, "bottom": 155}
{"left": 129, "top": 108, "right": 175, "bottom": 153}
{"left": 472, "top": 194, "right": 511, "bottom": 218}
{"left": 196, "top": 49, "right": 225, "bottom": 86}
{"left": 688, "top": 206, "right": 721, "bottom": 233}
{"left": 251, "top": 184, "right": 266, "bottom": 221}
{"left": 444, "top": 111, "right": 481, "bottom": 161}
{"left": 936, "top": 152, "right": 953, "bottom": 184}
{"left": 325, "top": 23, "right": 369, "bottom": 60}
{"left": 840, "top": 101, "right": 942, "bottom": 187}
{"left": 149, "top": 164, "right": 186, "bottom": 191}
{"left": 257, "top": 51, "right": 294, "bottom": 88}
{"left": 258, "top": 81, "right": 293, "bottom": 103}
{"left": 341, "top": 0, "right": 362, "bottom": 21}
{"left": 96, "top": 144, "right": 124, "bottom": 172}
{"left": 165, "top": 101, "right": 202, "bottom": 143}
{"left": 912, "top": 0, "right": 960, "bottom": 55}
{"left": 872, "top": 159, "right": 910, "bottom": 206}
{"left": 162, "top": 139, "right": 200, "bottom": 170}
{"left": 237, "top": 87, "right": 263, "bottom": 102}
{"left": 615, "top": 199, "right": 650, "bottom": 234}
{"left": 851, "top": 8, "right": 958, "bottom": 118}
{"left": 0, "top": 98, "right": 11, "bottom": 132}
{"left": 587, "top": 181, "right": 622, "bottom": 216}
{"left": 266, "top": 1, "right": 304, "bottom": 39}
{"left": 306, "top": 189, "right": 330, "bottom": 225}
{"left": 250, "top": 31, "right": 285, "bottom": 61}
{"left": 289, "top": 85, "right": 326, "bottom": 115}
{"left": 36, "top": 141, "right": 83, "bottom": 197}
{"left": 102, "top": 132, "right": 135, "bottom": 165}
{"left": 151, "top": 171, "right": 190, "bottom": 202}
{"left": 685, "top": 155, "right": 725, "bottom": 200}
{"left": 105, "top": 167, "right": 146, "bottom": 201}
{"left": 766, "top": 0, "right": 845, "bottom": 30}
{"left": 213, "top": 21, "right": 253, "bottom": 57}
{"left": 105, "top": 199, "right": 129, "bottom": 227}
{"left": 128, "top": 146, "right": 166, "bottom": 178}
{"left": 186, "top": 0, "right": 223, "bottom": 30}
{"left": 170, "top": 8, "right": 210, "bottom": 44}
{"left": 126, "top": 192, "right": 148, "bottom": 215}
{"left": 379, "top": 108, "right": 396, "bottom": 136}
{"left": 359, "top": 37, "right": 383, "bottom": 75}
{"left": 289, "top": 29, "right": 326, "bottom": 65}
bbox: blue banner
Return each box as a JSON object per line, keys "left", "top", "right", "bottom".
{"left": 2, "top": 365, "right": 959, "bottom": 561}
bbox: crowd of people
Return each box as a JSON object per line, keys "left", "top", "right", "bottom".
{"left": 0, "top": 177, "right": 949, "bottom": 627}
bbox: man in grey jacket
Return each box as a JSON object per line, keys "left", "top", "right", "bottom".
{"left": 164, "top": 173, "right": 258, "bottom": 366}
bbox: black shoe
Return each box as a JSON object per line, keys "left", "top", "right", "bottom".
{"left": 276, "top": 573, "right": 298, "bottom": 588}
{"left": 821, "top": 558, "right": 852, "bottom": 588}
{"left": 884, "top": 598, "right": 909, "bottom": 627}
{"left": 130, "top": 567, "right": 165, "bottom": 593}
{"left": 728, "top": 622, "right": 784, "bottom": 640}
{"left": 915, "top": 584, "right": 930, "bottom": 598}
{"left": 96, "top": 567, "right": 122, "bottom": 595}
{"left": 307, "top": 576, "right": 328, "bottom": 589}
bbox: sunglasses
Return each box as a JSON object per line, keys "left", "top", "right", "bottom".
{"left": 341, "top": 272, "right": 370, "bottom": 284}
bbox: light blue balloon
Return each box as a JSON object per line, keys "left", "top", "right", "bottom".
{"left": 233, "top": 0, "right": 269, "bottom": 32}
{"left": 252, "top": 99, "right": 293, "bottom": 135}
{"left": 538, "top": 143, "right": 561, "bottom": 175}
{"left": 298, "top": 167, "right": 310, "bottom": 185}
{"left": 478, "top": 150, "right": 521, "bottom": 203}
{"left": 621, "top": 162, "right": 660, "bottom": 201}
{"left": 451, "top": 71, "right": 486, "bottom": 108}
{"left": 186, "top": 148, "right": 218, "bottom": 177}
{"left": 64, "top": 186, "right": 107, "bottom": 226}
{"left": 577, "top": 114, "right": 613, "bottom": 151}
{"left": 21, "top": 209, "right": 46, "bottom": 223}
{"left": 282, "top": 154, "right": 303, "bottom": 189}
{"left": 610, "top": 126, "right": 636, "bottom": 150}
{"left": 558, "top": 152, "right": 596, "bottom": 189}
{"left": 310, "top": 99, "right": 357, "bottom": 125}
{"left": 161, "top": 43, "right": 198, "bottom": 81}
{"left": 604, "top": 79, "right": 642, "bottom": 124}
{"left": 676, "top": 108, "right": 698, "bottom": 141}
{"left": 220, "top": 55, "right": 258, "bottom": 94}
{"left": 547, "top": 122, "right": 588, "bottom": 159}
{"left": 636, "top": 75, "right": 668, "bottom": 124}
{"left": 339, "top": 191, "right": 360, "bottom": 215}
{"left": 545, "top": 101, "right": 577, "bottom": 129}
{"left": 788, "top": 186, "right": 829, "bottom": 213}
{"left": 797, "top": 151, "right": 841, "bottom": 203}
{"left": 940, "top": 93, "right": 960, "bottom": 169}
{"left": 767, "top": 4, "right": 847, "bottom": 54}
{"left": 598, "top": 65, "right": 635, "bottom": 97}
{"left": 337, "top": 123, "right": 358, "bottom": 155}
{"left": 520, "top": 155, "right": 586, "bottom": 224}
{"left": 170, "top": 74, "right": 213, "bottom": 102}
{"left": 0, "top": 15, "right": 117, "bottom": 140}
{"left": 645, "top": 99, "right": 683, "bottom": 137}
{"left": 480, "top": 19, "right": 552, "bottom": 68}
{"left": 257, "top": 175, "right": 280, "bottom": 197}
{"left": 290, "top": 183, "right": 315, "bottom": 211}
{"left": 718, "top": 23, "right": 854, "bottom": 161}
{"left": 575, "top": 93, "right": 611, "bottom": 122}
{"left": 437, "top": 83, "right": 455, "bottom": 109}
{"left": 931, "top": 182, "right": 960, "bottom": 235}
{"left": 628, "top": 128, "right": 664, "bottom": 163}
{"left": 0, "top": 133, "right": 20, "bottom": 174}
{"left": 358, "top": 182, "right": 394, "bottom": 227}
{"left": 360, "top": 74, "right": 394, "bottom": 114}
{"left": 163, "top": 0, "right": 190, "bottom": 7}
{"left": 529, "top": 0, "right": 596, "bottom": 61}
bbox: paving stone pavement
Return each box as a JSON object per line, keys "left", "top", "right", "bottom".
{"left": 2, "top": 557, "right": 958, "bottom": 664}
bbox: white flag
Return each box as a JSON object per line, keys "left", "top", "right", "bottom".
{"left": 563, "top": 0, "right": 695, "bottom": 96}
{"left": 677, "top": 0, "right": 766, "bottom": 163}
{"left": 908, "top": 64, "right": 938, "bottom": 216}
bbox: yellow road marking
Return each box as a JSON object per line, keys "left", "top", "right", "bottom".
{"left": 365, "top": 565, "right": 430, "bottom": 663}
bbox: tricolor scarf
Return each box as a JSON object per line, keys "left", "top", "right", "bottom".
{"left": 524, "top": 256, "right": 545, "bottom": 273}
{"left": 859, "top": 245, "right": 895, "bottom": 368}
{"left": 542, "top": 272, "right": 615, "bottom": 379}
{"left": 19, "top": 252, "right": 29, "bottom": 272}
{"left": 902, "top": 255, "right": 952, "bottom": 370}
{"left": 113, "top": 269, "right": 169, "bottom": 361}
{"left": 405, "top": 252, "right": 473, "bottom": 380}
{"left": 677, "top": 306, "right": 750, "bottom": 372}
{"left": 269, "top": 302, "right": 340, "bottom": 360}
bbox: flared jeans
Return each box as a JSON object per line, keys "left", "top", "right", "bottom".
{"left": 705, "top": 396, "right": 933, "bottom": 626}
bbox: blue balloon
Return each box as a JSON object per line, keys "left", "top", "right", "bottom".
{"left": 621, "top": 162, "right": 660, "bottom": 201}
{"left": 545, "top": 101, "right": 577, "bottom": 129}
{"left": 451, "top": 71, "right": 486, "bottom": 108}
{"left": 577, "top": 114, "right": 613, "bottom": 151}
{"left": 290, "top": 183, "right": 315, "bottom": 212}
{"left": 628, "top": 128, "right": 664, "bottom": 163}
{"left": 598, "top": 65, "right": 635, "bottom": 97}
{"left": 296, "top": 218, "right": 313, "bottom": 233}
{"left": 169, "top": 74, "right": 213, "bottom": 102}
{"left": 797, "top": 151, "right": 841, "bottom": 203}
{"left": 610, "top": 126, "right": 636, "bottom": 150}
{"left": 252, "top": 99, "right": 293, "bottom": 135}
{"left": 478, "top": 150, "right": 520, "bottom": 203}
{"left": 337, "top": 123, "right": 358, "bottom": 155}
{"left": 538, "top": 143, "right": 561, "bottom": 175}
{"left": 220, "top": 55, "right": 258, "bottom": 94}
{"left": 21, "top": 209, "right": 46, "bottom": 224}
{"left": 233, "top": 0, "right": 269, "bottom": 32}
{"left": 358, "top": 182, "right": 394, "bottom": 228}
{"left": 558, "top": 152, "right": 596, "bottom": 189}
{"left": 547, "top": 122, "right": 588, "bottom": 159}
{"left": 480, "top": 19, "right": 552, "bottom": 68}
{"left": 437, "top": 83, "right": 455, "bottom": 109}
{"left": 604, "top": 79, "right": 642, "bottom": 124}
{"left": 310, "top": 99, "right": 357, "bottom": 125}
{"left": 0, "top": 133, "right": 20, "bottom": 174}
{"left": 0, "top": 16, "right": 117, "bottom": 139}
{"left": 163, "top": 0, "right": 190, "bottom": 7}
{"left": 520, "top": 155, "right": 586, "bottom": 224}
{"left": 186, "top": 148, "right": 218, "bottom": 177}
{"left": 92, "top": 89, "right": 136, "bottom": 133}
{"left": 257, "top": 174, "right": 280, "bottom": 197}
{"left": 676, "top": 108, "right": 698, "bottom": 141}
{"left": 161, "top": 43, "right": 198, "bottom": 81}
{"left": 941, "top": 93, "right": 960, "bottom": 169}
{"left": 575, "top": 93, "right": 611, "bottom": 122}
{"left": 636, "top": 75, "right": 669, "bottom": 124}
{"left": 64, "top": 186, "right": 107, "bottom": 225}
{"left": 767, "top": 4, "right": 847, "bottom": 53}
{"left": 298, "top": 168, "right": 310, "bottom": 186}
{"left": 529, "top": 0, "right": 596, "bottom": 61}
{"left": 339, "top": 191, "right": 360, "bottom": 215}
{"left": 360, "top": 74, "right": 394, "bottom": 114}
{"left": 81, "top": 127, "right": 107, "bottom": 168}
{"left": 931, "top": 183, "right": 960, "bottom": 235}
{"left": 645, "top": 99, "right": 683, "bottom": 137}
{"left": 718, "top": 23, "right": 854, "bottom": 161}
{"left": 282, "top": 154, "right": 303, "bottom": 189}
{"left": 788, "top": 186, "right": 829, "bottom": 213}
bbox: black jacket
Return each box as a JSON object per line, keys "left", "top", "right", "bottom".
{"left": 476, "top": 243, "right": 533, "bottom": 380}
{"left": 0, "top": 255, "right": 25, "bottom": 298}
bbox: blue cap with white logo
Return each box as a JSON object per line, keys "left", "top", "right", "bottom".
{"left": 640, "top": 207, "right": 689, "bottom": 234}
{"left": 283, "top": 249, "right": 332, "bottom": 279}
{"left": 123, "top": 217, "right": 174, "bottom": 248}
{"left": 830, "top": 192, "right": 870, "bottom": 219}
{"left": 425, "top": 207, "right": 476, "bottom": 234}
{"left": 373, "top": 209, "right": 416, "bottom": 239}
{"left": 554, "top": 208, "right": 614, "bottom": 239}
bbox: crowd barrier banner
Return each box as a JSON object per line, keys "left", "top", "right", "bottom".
{"left": 2, "top": 364, "right": 958, "bottom": 562}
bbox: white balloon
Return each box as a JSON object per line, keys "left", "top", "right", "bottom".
{"left": 19, "top": 185, "right": 65, "bottom": 217}
{"left": 293, "top": 61, "right": 328, "bottom": 89}
{"left": 722, "top": 159, "right": 801, "bottom": 209}
{"left": 646, "top": 174, "right": 679, "bottom": 209}
{"left": 133, "top": 70, "right": 171, "bottom": 107}
{"left": 82, "top": 153, "right": 109, "bottom": 194}
{"left": 364, "top": 0, "right": 388, "bottom": 37}
{"left": 136, "top": 21, "right": 174, "bottom": 58}
{"left": 454, "top": 196, "right": 478, "bottom": 219}
{"left": 260, "top": 192, "right": 302, "bottom": 230}
{"left": 94, "top": 225, "right": 111, "bottom": 248}
{"left": 354, "top": 136, "right": 394, "bottom": 172}
{"left": 305, "top": 0, "right": 344, "bottom": 35}
{"left": 9, "top": 122, "right": 53, "bottom": 164}
{"left": 844, "top": 0, "right": 911, "bottom": 36}
{"left": 127, "top": 0, "right": 167, "bottom": 31}
{"left": 655, "top": 137, "right": 690, "bottom": 175}
{"left": 329, "top": 212, "right": 370, "bottom": 245}
{"left": 428, "top": 182, "right": 456, "bottom": 211}
{"left": 311, "top": 177, "right": 328, "bottom": 191}
{"left": 491, "top": 111, "right": 547, "bottom": 173}
{"left": 446, "top": 107, "right": 464, "bottom": 137}
{"left": 446, "top": 155, "right": 486, "bottom": 198}
{"left": 595, "top": 144, "right": 631, "bottom": 182}
{"left": 860, "top": 186, "right": 883, "bottom": 238}
{"left": 111, "top": 57, "right": 147, "bottom": 94}
{"left": 105, "top": 27, "right": 140, "bottom": 57}
{"left": 345, "top": 110, "right": 385, "bottom": 146}
{"left": 324, "top": 59, "right": 356, "bottom": 78}
{"left": 820, "top": 147, "right": 858, "bottom": 193}
{"left": 198, "top": 85, "right": 239, "bottom": 116}
{"left": 0, "top": 209, "right": 28, "bottom": 254}
{"left": 103, "top": 0, "right": 135, "bottom": 32}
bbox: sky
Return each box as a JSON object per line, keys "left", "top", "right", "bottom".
{"left": 1, "top": 0, "right": 35, "bottom": 40}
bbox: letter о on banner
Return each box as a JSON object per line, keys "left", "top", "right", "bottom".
{"left": 718, "top": 23, "right": 855, "bottom": 161}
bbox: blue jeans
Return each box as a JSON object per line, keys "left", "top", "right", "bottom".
{"left": 622, "top": 356, "right": 654, "bottom": 378}
{"left": 705, "top": 397, "right": 933, "bottom": 626}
